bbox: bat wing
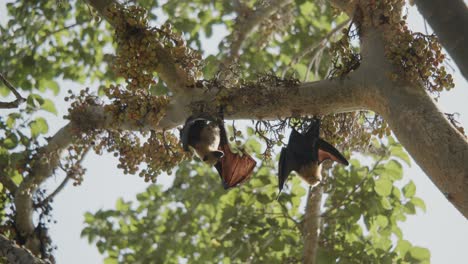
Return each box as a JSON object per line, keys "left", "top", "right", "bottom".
{"left": 215, "top": 144, "right": 256, "bottom": 189}
{"left": 317, "top": 138, "right": 349, "bottom": 165}
{"left": 278, "top": 147, "right": 300, "bottom": 193}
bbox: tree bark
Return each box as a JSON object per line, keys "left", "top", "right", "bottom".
{"left": 0, "top": 235, "right": 47, "bottom": 264}
{"left": 302, "top": 186, "right": 323, "bottom": 264}
{"left": 414, "top": 0, "right": 468, "bottom": 81}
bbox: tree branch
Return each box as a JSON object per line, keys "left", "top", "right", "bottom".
{"left": 358, "top": 27, "right": 468, "bottom": 218}
{"left": 34, "top": 148, "right": 89, "bottom": 208}
{"left": 414, "top": 0, "right": 468, "bottom": 81}
{"left": 0, "top": 171, "right": 18, "bottom": 193}
{"left": 14, "top": 124, "right": 74, "bottom": 247}
{"left": 0, "top": 72, "right": 25, "bottom": 109}
{"left": 224, "top": 0, "right": 293, "bottom": 64}
{"left": 0, "top": 234, "right": 47, "bottom": 264}
{"left": 302, "top": 186, "right": 323, "bottom": 264}
{"left": 286, "top": 19, "right": 350, "bottom": 71}
{"left": 85, "top": 0, "right": 191, "bottom": 93}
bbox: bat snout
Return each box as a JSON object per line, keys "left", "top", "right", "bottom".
{"left": 203, "top": 150, "right": 224, "bottom": 166}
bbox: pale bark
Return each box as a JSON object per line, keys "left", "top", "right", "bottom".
{"left": 302, "top": 186, "right": 323, "bottom": 264}
{"left": 415, "top": 0, "right": 468, "bottom": 81}
{"left": 0, "top": 235, "right": 47, "bottom": 264}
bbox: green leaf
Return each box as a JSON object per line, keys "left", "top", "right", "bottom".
{"left": 402, "top": 181, "right": 416, "bottom": 198}
{"left": 26, "top": 94, "right": 45, "bottom": 109}
{"left": 374, "top": 178, "right": 392, "bottom": 197}
{"left": 41, "top": 99, "right": 58, "bottom": 115}
{"left": 382, "top": 160, "right": 403, "bottom": 180}
{"left": 375, "top": 215, "right": 388, "bottom": 228}
{"left": 409, "top": 247, "right": 430, "bottom": 260}
{"left": 410, "top": 197, "right": 426, "bottom": 212}
{"left": 396, "top": 239, "right": 412, "bottom": 255}
{"left": 3, "top": 133, "right": 19, "bottom": 149}
{"left": 103, "top": 257, "right": 118, "bottom": 264}
{"left": 29, "top": 117, "right": 49, "bottom": 137}
{"left": 389, "top": 144, "right": 411, "bottom": 165}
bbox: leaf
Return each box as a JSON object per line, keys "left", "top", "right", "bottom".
{"left": 316, "top": 248, "right": 335, "bottom": 263}
{"left": 409, "top": 247, "right": 430, "bottom": 260}
{"left": 396, "top": 239, "right": 412, "bottom": 256}
{"left": 26, "top": 94, "right": 44, "bottom": 109}
{"left": 410, "top": 197, "right": 426, "bottom": 212}
{"left": 382, "top": 160, "right": 403, "bottom": 180}
{"left": 402, "top": 181, "right": 416, "bottom": 198}
{"left": 103, "top": 257, "right": 118, "bottom": 264}
{"left": 374, "top": 178, "right": 392, "bottom": 197}
{"left": 389, "top": 144, "right": 411, "bottom": 166}
{"left": 41, "top": 99, "right": 58, "bottom": 115}
{"left": 375, "top": 215, "right": 389, "bottom": 228}
{"left": 3, "top": 133, "right": 18, "bottom": 149}
{"left": 29, "top": 117, "right": 49, "bottom": 137}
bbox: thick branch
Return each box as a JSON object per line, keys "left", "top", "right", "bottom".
{"left": 0, "top": 234, "right": 47, "bottom": 264}
{"left": 359, "top": 27, "right": 468, "bottom": 218}
{"left": 303, "top": 186, "right": 323, "bottom": 264}
{"left": 14, "top": 124, "right": 74, "bottom": 246}
{"left": 373, "top": 82, "right": 468, "bottom": 218}
{"left": 415, "top": 0, "right": 468, "bottom": 81}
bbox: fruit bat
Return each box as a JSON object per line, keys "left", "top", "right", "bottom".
{"left": 181, "top": 114, "right": 256, "bottom": 189}
{"left": 278, "top": 119, "right": 349, "bottom": 193}
{"left": 181, "top": 114, "right": 224, "bottom": 166}
{"left": 214, "top": 123, "right": 256, "bottom": 189}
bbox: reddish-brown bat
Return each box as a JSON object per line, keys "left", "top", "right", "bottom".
{"left": 181, "top": 114, "right": 256, "bottom": 189}
{"left": 214, "top": 123, "right": 256, "bottom": 189}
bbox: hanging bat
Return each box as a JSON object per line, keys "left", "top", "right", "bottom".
{"left": 214, "top": 123, "right": 256, "bottom": 189}
{"left": 278, "top": 119, "right": 349, "bottom": 193}
{"left": 180, "top": 114, "right": 224, "bottom": 165}
{"left": 181, "top": 113, "right": 256, "bottom": 189}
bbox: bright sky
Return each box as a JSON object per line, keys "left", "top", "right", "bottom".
{"left": 1, "top": 2, "right": 467, "bottom": 264}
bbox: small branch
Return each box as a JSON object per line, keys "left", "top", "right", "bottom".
{"left": 0, "top": 234, "right": 47, "bottom": 264}
{"left": 35, "top": 147, "right": 90, "bottom": 208}
{"left": 0, "top": 171, "right": 18, "bottom": 193}
{"left": 0, "top": 73, "right": 25, "bottom": 109}
{"left": 224, "top": 0, "right": 293, "bottom": 64}
{"left": 285, "top": 19, "right": 350, "bottom": 74}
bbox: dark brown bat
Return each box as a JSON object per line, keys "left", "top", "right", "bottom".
{"left": 214, "top": 123, "right": 256, "bottom": 189}
{"left": 181, "top": 114, "right": 256, "bottom": 189}
{"left": 278, "top": 119, "right": 348, "bottom": 193}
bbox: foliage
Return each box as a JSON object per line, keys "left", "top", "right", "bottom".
{"left": 82, "top": 135, "right": 429, "bottom": 263}
{"left": 0, "top": 0, "right": 452, "bottom": 262}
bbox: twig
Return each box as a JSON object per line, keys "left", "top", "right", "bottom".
{"left": 282, "top": 19, "right": 350, "bottom": 78}
{"left": 35, "top": 147, "right": 90, "bottom": 208}
{"left": 0, "top": 73, "right": 25, "bottom": 109}
{"left": 0, "top": 171, "right": 18, "bottom": 193}
{"left": 321, "top": 157, "right": 385, "bottom": 218}
{"left": 224, "top": 0, "right": 293, "bottom": 64}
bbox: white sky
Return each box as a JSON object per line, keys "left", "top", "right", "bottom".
{"left": 1, "top": 2, "right": 467, "bottom": 264}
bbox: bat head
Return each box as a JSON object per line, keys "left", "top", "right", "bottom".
{"left": 203, "top": 150, "right": 224, "bottom": 166}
